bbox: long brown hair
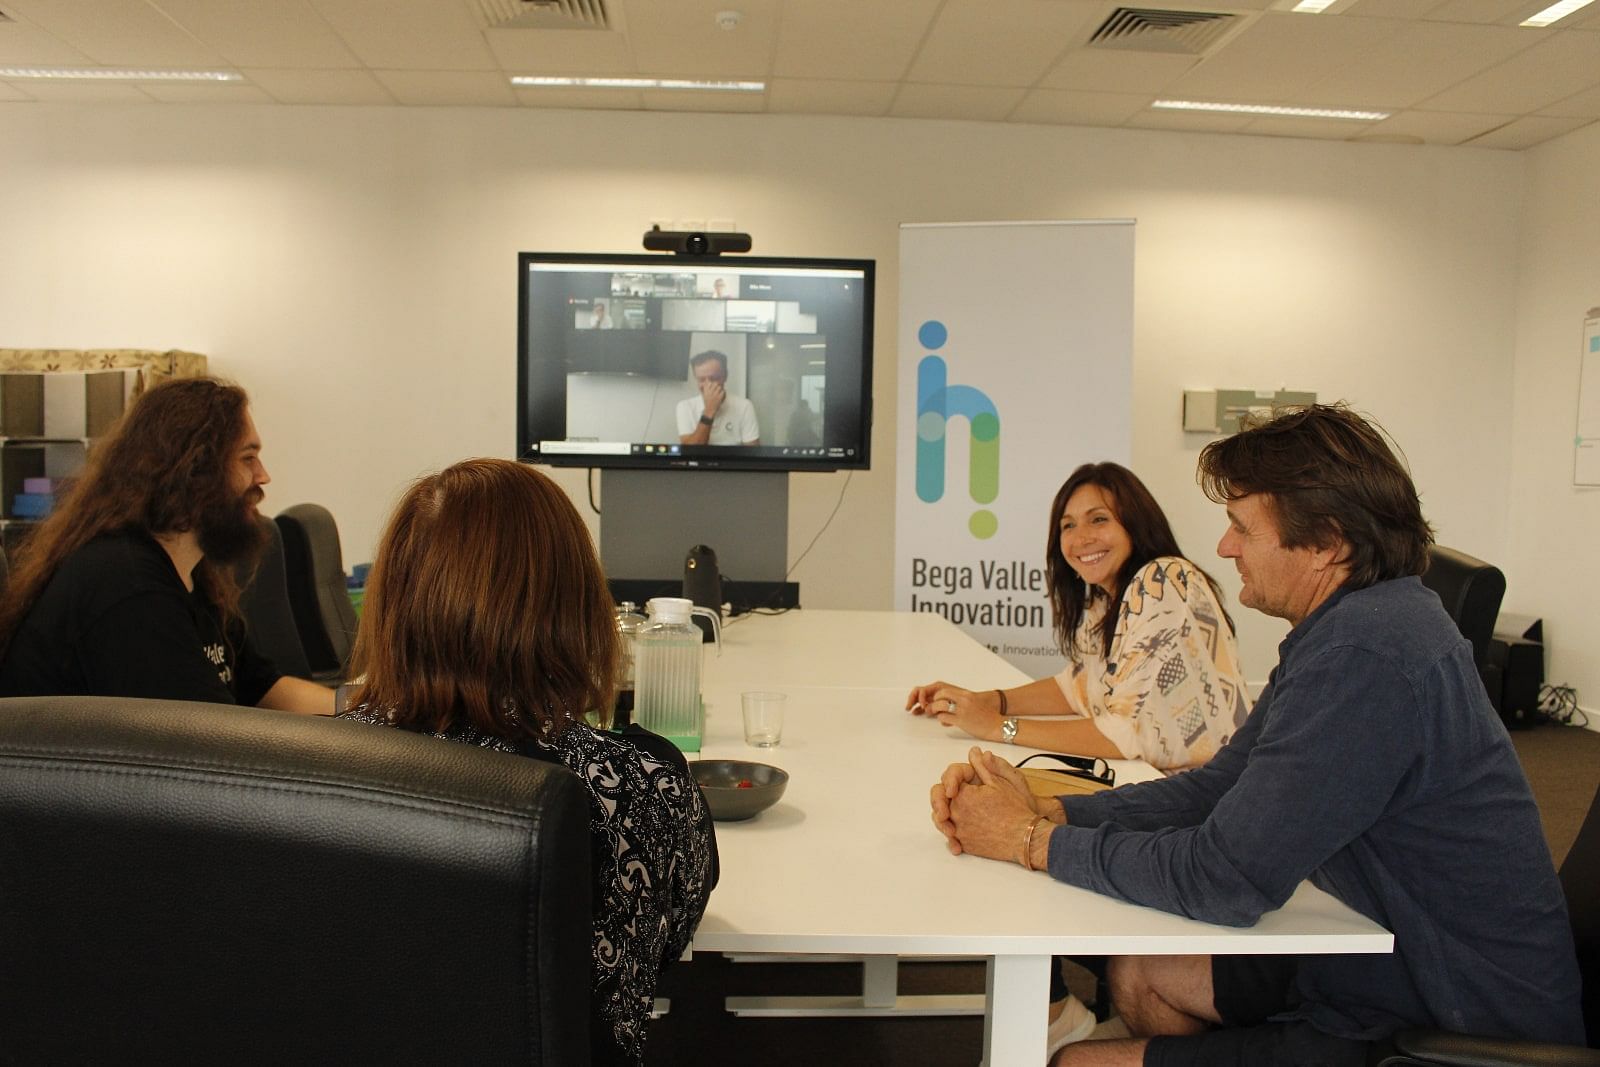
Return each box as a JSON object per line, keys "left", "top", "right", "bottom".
{"left": 1197, "top": 403, "right": 1433, "bottom": 589}
{"left": 347, "top": 458, "right": 618, "bottom": 741}
{"left": 0, "top": 377, "right": 252, "bottom": 657}
{"left": 1046, "top": 462, "right": 1231, "bottom": 663}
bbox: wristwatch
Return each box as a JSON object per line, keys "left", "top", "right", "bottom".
{"left": 1000, "top": 717, "right": 1019, "bottom": 744}
{"left": 699, "top": 414, "right": 714, "bottom": 426}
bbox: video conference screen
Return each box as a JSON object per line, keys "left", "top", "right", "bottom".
{"left": 517, "top": 253, "right": 874, "bottom": 472}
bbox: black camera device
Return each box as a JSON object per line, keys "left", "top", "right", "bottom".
{"left": 642, "top": 226, "right": 752, "bottom": 257}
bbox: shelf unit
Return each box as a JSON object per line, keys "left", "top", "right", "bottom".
{"left": 0, "top": 354, "right": 208, "bottom": 559}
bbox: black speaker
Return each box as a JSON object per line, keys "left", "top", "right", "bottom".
{"left": 682, "top": 544, "right": 721, "bottom": 643}
{"left": 1486, "top": 613, "right": 1544, "bottom": 730}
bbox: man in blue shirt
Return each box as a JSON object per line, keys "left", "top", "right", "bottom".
{"left": 932, "top": 405, "right": 1582, "bottom": 1066}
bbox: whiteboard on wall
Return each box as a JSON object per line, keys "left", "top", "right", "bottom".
{"left": 1577, "top": 307, "right": 1600, "bottom": 487}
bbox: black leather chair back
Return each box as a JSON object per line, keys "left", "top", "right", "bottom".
{"left": 1562, "top": 784, "right": 1600, "bottom": 1047}
{"left": 237, "top": 515, "right": 314, "bottom": 679}
{"left": 0, "top": 696, "right": 592, "bottom": 1064}
{"left": 276, "top": 503, "right": 361, "bottom": 678}
{"left": 1370, "top": 781, "right": 1600, "bottom": 1064}
{"left": 1419, "top": 545, "right": 1506, "bottom": 667}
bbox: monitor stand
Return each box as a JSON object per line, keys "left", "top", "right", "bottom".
{"left": 600, "top": 469, "right": 798, "bottom": 610}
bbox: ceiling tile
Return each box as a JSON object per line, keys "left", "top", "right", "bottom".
{"left": 1357, "top": 108, "right": 1518, "bottom": 144}
{"left": 1298, "top": 20, "right": 1535, "bottom": 108}
{"left": 771, "top": 0, "right": 940, "bottom": 81}
{"left": 242, "top": 67, "right": 396, "bottom": 105}
{"left": 905, "top": 0, "right": 1103, "bottom": 88}
{"left": 0, "top": 0, "right": 1587, "bottom": 148}
{"left": 1342, "top": 0, "right": 1450, "bottom": 17}
{"left": 1236, "top": 115, "right": 1376, "bottom": 140}
{"left": 0, "top": 0, "right": 225, "bottom": 66}
{"left": 4, "top": 79, "right": 155, "bottom": 102}
{"left": 1461, "top": 112, "right": 1592, "bottom": 147}
{"left": 1421, "top": 29, "right": 1600, "bottom": 112}
{"left": 1164, "top": 12, "right": 1396, "bottom": 103}
{"left": 485, "top": 26, "right": 636, "bottom": 76}
{"left": 1038, "top": 48, "right": 1199, "bottom": 95}
{"left": 310, "top": 0, "right": 496, "bottom": 70}
{"left": 766, "top": 78, "right": 896, "bottom": 116}
{"left": 889, "top": 83, "right": 1026, "bottom": 121}
{"left": 0, "top": 20, "right": 96, "bottom": 65}
{"left": 135, "top": 81, "right": 276, "bottom": 104}
{"left": 371, "top": 69, "right": 517, "bottom": 106}
{"left": 624, "top": 0, "right": 778, "bottom": 80}
{"left": 1009, "top": 88, "right": 1152, "bottom": 127}
{"left": 641, "top": 88, "right": 767, "bottom": 113}
{"left": 1125, "top": 109, "right": 1254, "bottom": 134}
{"left": 1419, "top": 0, "right": 1536, "bottom": 23}
{"left": 511, "top": 85, "right": 644, "bottom": 110}
{"left": 151, "top": 0, "right": 359, "bottom": 68}
{"left": 1538, "top": 82, "right": 1600, "bottom": 117}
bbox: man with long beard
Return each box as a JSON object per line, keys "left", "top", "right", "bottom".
{"left": 0, "top": 377, "right": 332, "bottom": 714}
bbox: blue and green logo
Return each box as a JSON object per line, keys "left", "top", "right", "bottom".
{"left": 915, "top": 320, "right": 1000, "bottom": 539}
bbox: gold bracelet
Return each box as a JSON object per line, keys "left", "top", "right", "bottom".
{"left": 1020, "top": 815, "right": 1046, "bottom": 871}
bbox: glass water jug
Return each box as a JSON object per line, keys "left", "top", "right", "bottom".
{"left": 633, "top": 596, "right": 719, "bottom": 739}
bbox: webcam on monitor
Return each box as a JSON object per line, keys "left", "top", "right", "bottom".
{"left": 642, "top": 226, "right": 752, "bottom": 257}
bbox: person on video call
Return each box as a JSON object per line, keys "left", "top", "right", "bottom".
{"left": 676, "top": 350, "right": 760, "bottom": 446}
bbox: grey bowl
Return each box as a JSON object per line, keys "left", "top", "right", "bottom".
{"left": 691, "top": 760, "right": 789, "bottom": 822}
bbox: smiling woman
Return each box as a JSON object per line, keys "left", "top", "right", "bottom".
{"left": 906, "top": 462, "right": 1250, "bottom": 773}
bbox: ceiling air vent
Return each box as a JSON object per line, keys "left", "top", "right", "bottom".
{"left": 1087, "top": 7, "right": 1239, "bottom": 55}
{"left": 474, "top": 0, "right": 610, "bottom": 31}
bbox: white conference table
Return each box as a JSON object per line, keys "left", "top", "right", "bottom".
{"left": 687, "top": 609, "right": 1392, "bottom": 1066}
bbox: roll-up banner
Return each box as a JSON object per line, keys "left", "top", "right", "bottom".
{"left": 895, "top": 221, "right": 1134, "bottom": 675}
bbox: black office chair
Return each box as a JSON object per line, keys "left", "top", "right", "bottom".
{"left": 237, "top": 514, "right": 315, "bottom": 680}
{"left": 1418, "top": 544, "right": 1506, "bottom": 704}
{"left": 276, "top": 502, "right": 360, "bottom": 681}
{"left": 0, "top": 695, "right": 593, "bottom": 1064}
{"left": 1369, "top": 779, "right": 1600, "bottom": 1066}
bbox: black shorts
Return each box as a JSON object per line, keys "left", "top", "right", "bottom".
{"left": 1142, "top": 956, "right": 1368, "bottom": 1067}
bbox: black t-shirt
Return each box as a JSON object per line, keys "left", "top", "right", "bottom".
{"left": 0, "top": 530, "right": 281, "bottom": 706}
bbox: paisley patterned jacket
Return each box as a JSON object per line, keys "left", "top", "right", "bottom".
{"left": 341, "top": 708, "right": 716, "bottom": 1065}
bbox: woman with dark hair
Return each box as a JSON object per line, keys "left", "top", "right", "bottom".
{"left": 907, "top": 462, "right": 1248, "bottom": 772}
{"left": 338, "top": 458, "right": 715, "bottom": 1067}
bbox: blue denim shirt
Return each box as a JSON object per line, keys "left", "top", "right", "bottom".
{"left": 1051, "top": 576, "right": 1583, "bottom": 1044}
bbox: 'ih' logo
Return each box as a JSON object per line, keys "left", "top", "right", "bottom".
{"left": 915, "top": 320, "right": 1000, "bottom": 539}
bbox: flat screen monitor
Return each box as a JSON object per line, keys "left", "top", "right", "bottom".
{"left": 517, "top": 252, "right": 874, "bottom": 472}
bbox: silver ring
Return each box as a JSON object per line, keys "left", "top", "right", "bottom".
{"left": 946, "top": 699, "right": 956, "bottom": 713}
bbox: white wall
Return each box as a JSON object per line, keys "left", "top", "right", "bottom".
{"left": 1510, "top": 120, "right": 1600, "bottom": 714}
{"left": 0, "top": 103, "right": 1530, "bottom": 686}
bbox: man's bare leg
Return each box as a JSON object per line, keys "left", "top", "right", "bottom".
{"left": 1052, "top": 1037, "right": 1149, "bottom": 1066}
{"left": 1112, "top": 955, "right": 1219, "bottom": 1037}
{"left": 1052, "top": 956, "right": 1218, "bottom": 1067}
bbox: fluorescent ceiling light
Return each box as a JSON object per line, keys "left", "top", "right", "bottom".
{"left": 1520, "top": 0, "right": 1597, "bottom": 27}
{"left": 1152, "top": 99, "right": 1389, "bottom": 121}
{"left": 511, "top": 76, "right": 763, "bottom": 92}
{"left": 0, "top": 67, "right": 242, "bottom": 81}
{"left": 1291, "top": 0, "right": 1338, "bottom": 11}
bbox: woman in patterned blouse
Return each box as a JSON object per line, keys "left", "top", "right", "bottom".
{"left": 338, "top": 458, "right": 716, "bottom": 1066}
{"left": 907, "top": 461, "right": 1249, "bottom": 772}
